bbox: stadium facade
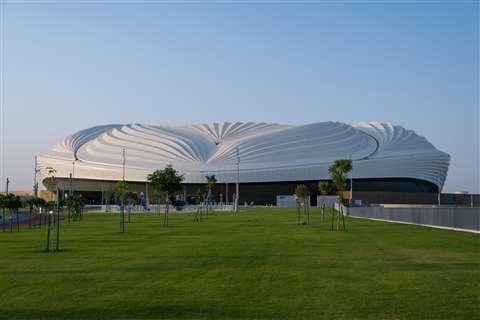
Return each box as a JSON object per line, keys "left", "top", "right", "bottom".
{"left": 37, "top": 122, "right": 450, "bottom": 205}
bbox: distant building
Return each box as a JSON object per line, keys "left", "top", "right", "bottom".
{"left": 37, "top": 121, "right": 450, "bottom": 205}
{"left": 1, "top": 190, "right": 54, "bottom": 202}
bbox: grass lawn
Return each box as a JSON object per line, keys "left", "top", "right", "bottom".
{"left": 0, "top": 208, "right": 478, "bottom": 320}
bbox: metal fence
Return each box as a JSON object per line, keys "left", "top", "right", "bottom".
{"left": 101, "top": 204, "right": 234, "bottom": 213}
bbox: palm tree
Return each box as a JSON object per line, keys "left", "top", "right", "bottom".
{"left": 205, "top": 175, "right": 217, "bottom": 204}
{"left": 318, "top": 181, "right": 332, "bottom": 222}
{"left": 295, "top": 184, "right": 310, "bottom": 225}
{"left": 328, "top": 159, "right": 352, "bottom": 230}
{"left": 147, "top": 165, "right": 184, "bottom": 227}
{"left": 205, "top": 175, "right": 217, "bottom": 218}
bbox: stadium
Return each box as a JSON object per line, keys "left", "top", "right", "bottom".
{"left": 37, "top": 121, "right": 450, "bottom": 205}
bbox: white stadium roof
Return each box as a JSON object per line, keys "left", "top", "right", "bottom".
{"left": 38, "top": 121, "right": 450, "bottom": 190}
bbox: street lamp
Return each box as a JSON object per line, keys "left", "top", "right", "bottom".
{"left": 34, "top": 156, "right": 39, "bottom": 197}
{"left": 350, "top": 154, "right": 353, "bottom": 205}
{"left": 235, "top": 147, "right": 240, "bottom": 213}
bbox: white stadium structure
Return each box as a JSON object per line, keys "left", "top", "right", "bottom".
{"left": 38, "top": 121, "right": 450, "bottom": 205}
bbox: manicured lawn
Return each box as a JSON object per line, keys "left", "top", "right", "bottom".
{"left": 0, "top": 208, "right": 478, "bottom": 320}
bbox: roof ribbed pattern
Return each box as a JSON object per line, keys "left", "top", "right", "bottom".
{"left": 38, "top": 121, "right": 450, "bottom": 190}
{"left": 353, "top": 122, "right": 450, "bottom": 189}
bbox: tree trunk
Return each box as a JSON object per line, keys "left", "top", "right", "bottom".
{"left": 297, "top": 202, "right": 301, "bottom": 225}
{"left": 164, "top": 192, "right": 169, "bottom": 226}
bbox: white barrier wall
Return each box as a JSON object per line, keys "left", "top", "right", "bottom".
{"left": 276, "top": 195, "right": 297, "bottom": 208}
{"left": 276, "top": 195, "right": 313, "bottom": 208}
{"left": 316, "top": 196, "right": 338, "bottom": 208}
{"left": 347, "top": 206, "right": 480, "bottom": 232}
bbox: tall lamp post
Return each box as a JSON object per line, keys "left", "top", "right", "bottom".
{"left": 120, "top": 148, "right": 126, "bottom": 233}
{"left": 34, "top": 156, "right": 39, "bottom": 197}
{"left": 350, "top": 154, "right": 353, "bottom": 205}
{"left": 235, "top": 147, "right": 240, "bottom": 213}
{"left": 70, "top": 161, "right": 75, "bottom": 196}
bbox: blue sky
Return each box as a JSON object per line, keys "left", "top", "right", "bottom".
{"left": 1, "top": 1, "right": 478, "bottom": 193}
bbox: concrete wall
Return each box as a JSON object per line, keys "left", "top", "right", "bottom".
{"left": 347, "top": 206, "right": 480, "bottom": 232}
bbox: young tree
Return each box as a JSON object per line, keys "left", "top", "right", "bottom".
{"left": 205, "top": 175, "right": 217, "bottom": 218}
{"left": 65, "top": 194, "right": 85, "bottom": 222}
{"left": 147, "top": 165, "right": 184, "bottom": 227}
{"left": 4, "top": 194, "right": 21, "bottom": 232}
{"left": 295, "top": 184, "right": 310, "bottom": 225}
{"left": 205, "top": 175, "right": 217, "bottom": 204}
{"left": 318, "top": 181, "right": 332, "bottom": 222}
{"left": 115, "top": 181, "right": 129, "bottom": 232}
{"left": 328, "top": 159, "right": 352, "bottom": 230}
{"left": 0, "top": 194, "right": 5, "bottom": 232}
{"left": 43, "top": 167, "right": 58, "bottom": 201}
{"left": 105, "top": 190, "right": 114, "bottom": 204}
{"left": 34, "top": 197, "right": 47, "bottom": 228}
{"left": 24, "top": 197, "right": 37, "bottom": 228}
{"left": 124, "top": 191, "right": 138, "bottom": 223}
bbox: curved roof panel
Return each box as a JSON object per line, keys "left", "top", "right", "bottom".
{"left": 38, "top": 121, "right": 450, "bottom": 190}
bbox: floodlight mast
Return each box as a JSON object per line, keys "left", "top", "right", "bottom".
{"left": 122, "top": 147, "right": 126, "bottom": 181}
{"left": 235, "top": 147, "right": 240, "bottom": 213}
{"left": 70, "top": 161, "right": 75, "bottom": 197}
{"left": 34, "top": 156, "right": 38, "bottom": 197}
{"left": 350, "top": 154, "right": 353, "bottom": 204}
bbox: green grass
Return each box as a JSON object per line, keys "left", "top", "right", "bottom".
{"left": 0, "top": 208, "right": 479, "bottom": 320}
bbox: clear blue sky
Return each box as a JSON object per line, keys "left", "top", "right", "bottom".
{"left": 1, "top": 1, "right": 478, "bottom": 193}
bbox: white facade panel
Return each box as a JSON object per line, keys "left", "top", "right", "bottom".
{"left": 38, "top": 121, "right": 450, "bottom": 190}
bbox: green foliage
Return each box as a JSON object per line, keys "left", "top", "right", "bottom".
{"left": 45, "top": 201, "right": 57, "bottom": 210}
{"left": 35, "top": 197, "right": 47, "bottom": 208}
{"left": 328, "top": 159, "right": 352, "bottom": 203}
{"left": 43, "top": 167, "right": 58, "bottom": 194}
{"left": 65, "top": 194, "right": 85, "bottom": 214}
{"left": 295, "top": 184, "right": 310, "bottom": 200}
{"left": 206, "top": 175, "right": 217, "bottom": 189}
{"left": 3, "top": 194, "right": 22, "bottom": 211}
{"left": 0, "top": 194, "right": 5, "bottom": 209}
{"left": 105, "top": 190, "right": 115, "bottom": 203}
{"left": 114, "top": 181, "right": 129, "bottom": 201}
{"left": 318, "top": 181, "right": 332, "bottom": 196}
{"left": 125, "top": 191, "right": 139, "bottom": 205}
{"left": 147, "top": 165, "right": 184, "bottom": 200}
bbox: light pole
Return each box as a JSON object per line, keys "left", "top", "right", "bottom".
{"left": 235, "top": 148, "right": 240, "bottom": 213}
{"left": 350, "top": 154, "right": 353, "bottom": 205}
{"left": 34, "top": 156, "right": 39, "bottom": 197}
{"left": 56, "top": 186, "right": 60, "bottom": 251}
{"left": 71, "top": 161, "right": 75, "bottom": 194}
{"left": 122, "top": 147, "right": 126, "bottom": 181}
{"left": 120, "top": 147, "right": 126, "bottom": 233}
